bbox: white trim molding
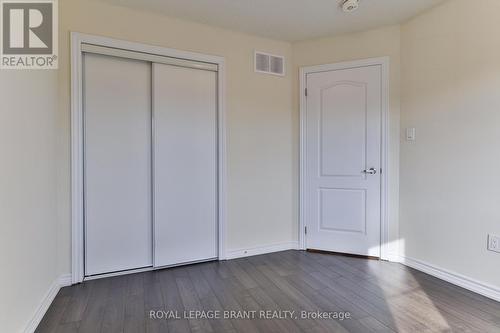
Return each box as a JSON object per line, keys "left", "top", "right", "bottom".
{"left": 71, "top": 32, "right": 227, "bottom": 283}
{"left": 24, "top": 274, "right": 71, "bottom": 333}
{"left": 384, "top": 252, "right": 403, "bottom": 263}
{"left": 58, "top": 274, "right": 72, "bottom": 287}
{"left": 226, "top": 242, "right": 299, "bottom": 260}
{"left": 299, "top": 57, "right": 391, "bottom": 260}
{"left": 399, "top": 256, "right": 500, "bottom": 303}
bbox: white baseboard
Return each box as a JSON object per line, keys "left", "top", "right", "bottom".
{"left": 226, "top": 241, "right": 299, "bottom": 260}
{"left": 58, "top": 273, "right": 72, "bottom": 288}
{"left": 398, "top": 256, "right": 500, "bottom": 303}
{"left": 383, "top": 252, "right": 402, "bottom": 263}
{"left": 24, "top": 274, "right": 72, "bottom": 333}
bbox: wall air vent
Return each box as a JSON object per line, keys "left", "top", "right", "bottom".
{"left": 254, "top": 51, "right": 285, "bottom": 76}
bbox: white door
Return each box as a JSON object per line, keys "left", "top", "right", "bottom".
{"left": 84, "top": 54, "right": 153, "bottom": 276}
{"left": 305, "top": 65, "right": 382, "bottom": 257}
{"left": 153, "top": 63, "right": 218, "bottom": 267}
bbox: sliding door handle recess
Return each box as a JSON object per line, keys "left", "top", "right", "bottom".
{"left": 363, "top": 168, "right": 377, "bottom": 175}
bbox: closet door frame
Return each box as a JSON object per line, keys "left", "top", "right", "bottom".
{"left": 70, "top": 32, "right": 227, "bottom": 284}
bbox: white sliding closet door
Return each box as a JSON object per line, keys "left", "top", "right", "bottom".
{"left": 84, "top": 53, "right": 153, "bottom": 276}
{"left": 153, "top": 63, "right": 218, "bottom": 267}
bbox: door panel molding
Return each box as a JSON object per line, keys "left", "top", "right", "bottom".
{"left": 318, "top": 188, "right": 367, "bottom": 234}
{"left": 71, "top": 32, "right": 227, "bottom": 284}
{"left": 299, "top": 57, "right": 390, "bottom": 260}
{"left": 319, "top": 81, "right": 368, "bottom": 178}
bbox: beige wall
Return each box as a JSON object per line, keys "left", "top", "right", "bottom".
{"left": 7, "top": 0, "right": 500, "bottom": 330}
{"left": 57, "top": 0, "right": 294, "bottom": 273}
{"left": 292, "top": 25, "right": 402, "bottom": 257}
{"left": 0, "top": 71, "right": 59, "bottom": 332}
{"left": 400, "top": 0, "right": 500, "bottom": 287}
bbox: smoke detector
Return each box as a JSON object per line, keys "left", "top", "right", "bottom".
{"left": 342, "top": 0, "right": 359, "bottom": 12}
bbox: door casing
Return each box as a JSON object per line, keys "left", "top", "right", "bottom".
{"left": 299, "top": 57, "right": 390, "bottom": 260}
{"left": 70, "top": 32, "right": 227, "bottom": 284}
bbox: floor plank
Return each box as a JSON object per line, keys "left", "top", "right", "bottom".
{"left": 36, "top": 251, "right": 500, "bottom": 333}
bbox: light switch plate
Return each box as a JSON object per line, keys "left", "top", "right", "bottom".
{"left": 488, "top": 234, "right": 500, "bottom": 253}
{"left": 406, "top": 128, "right": 416, "bottom": 142}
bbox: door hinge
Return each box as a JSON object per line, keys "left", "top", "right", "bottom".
{"left": 304, "top": 226, "right": 307, "bottom": 235}
{"left": 305, "top": 88, "right": 308, "bottom": 97}
{"left": 380, "top": 168, "right": 383, "bottom": 174}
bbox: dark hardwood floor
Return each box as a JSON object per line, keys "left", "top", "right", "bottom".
{"left": 36, "top": 250, "right": 500, "bottom": 333}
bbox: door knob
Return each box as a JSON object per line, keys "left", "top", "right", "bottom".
{"left": 363, "top": 168, "right": 377, "bottom": 175}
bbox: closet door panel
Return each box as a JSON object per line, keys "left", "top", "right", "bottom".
{"left": 84, "top": 53, "right": 152, "bottom": 276}
{"left": 153, "top": 63, "right": 218, "bottom": 267}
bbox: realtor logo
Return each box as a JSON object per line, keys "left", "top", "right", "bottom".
{"left": 1, "top": 0, "right": 58, "bottom": 69}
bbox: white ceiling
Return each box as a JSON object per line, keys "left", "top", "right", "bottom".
{"left": 97, "top": 0, "right": 446, "bottom": 41}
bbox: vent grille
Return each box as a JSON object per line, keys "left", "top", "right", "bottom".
{"left": 255, "top": 53, "right": 270, "bottom": 73}
{"left": 255, "top": 51, "right": 285, "bottom": 76}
